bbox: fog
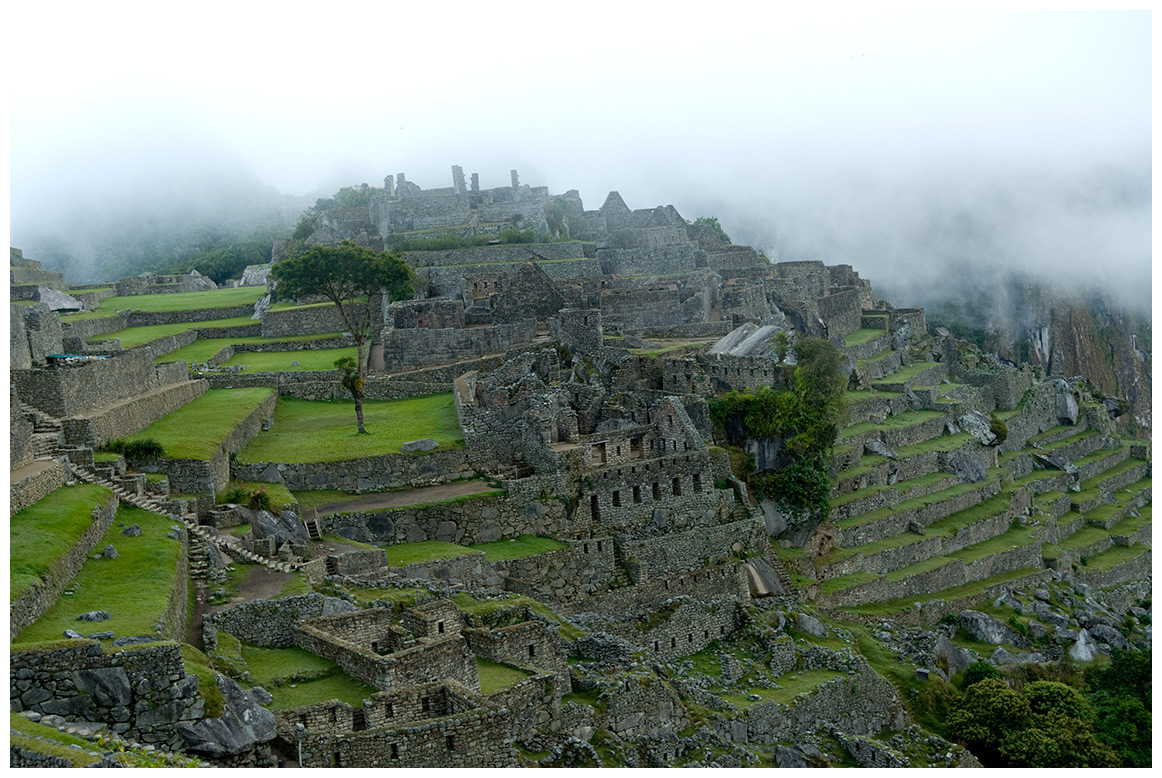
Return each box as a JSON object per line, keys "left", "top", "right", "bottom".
{"left": 8, "top": 6, "right": 1151, "bottom": 312}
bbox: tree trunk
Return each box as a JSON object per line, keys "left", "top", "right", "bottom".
{"left": 355, "top": 393, "right": 367, "bottom": 434}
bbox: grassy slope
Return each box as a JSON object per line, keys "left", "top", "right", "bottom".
{"left": 219, "top": 347, "right": 357, "bottom": 372}
{"left": 477, "top": 658, "right": 533, "bottom": 695}
{"left": 160, "top": 333, "right": 345, "bottom": 364}
{"left": 11, "top": 484, "right": 113, "bottom": 601}
{"left": 467, "top": 535, "right": 568, "bottom": 563}
{"left": 238, "top": 394, "right": 462, "bottom": 463}
{"left": 90, "top": 316, "right": 259, "bottom": 347}
{"left": 15, "top": 505, "right": 183, "bottom": 644}
{"left": 89, "top": 286, "right": 267, "bottom": 314}
{"left": 129, "top": 387, "right": 274, "bottom": 459}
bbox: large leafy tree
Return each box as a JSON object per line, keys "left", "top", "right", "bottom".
{"left": 271, "top": 240, "right": 416, "bottom": 433}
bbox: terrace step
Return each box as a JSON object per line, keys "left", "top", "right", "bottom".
{"left": 1083, "top": 477, "right": 1152, "bottom": 529}
{"left": 835, "top": 474, "right": 1003, "bottom": 548}
{"left": 1035, "top": 427, "right": 1105, "bottom": 462}
{"left": 855, "top": 349, "right": 903, "bottom": 383}
{"left": 869, "top": 361, "right": 948, "bottom": 393}
{"left": 70, "top": 464, "right": 300, "bottom": 576}
{"left": 1029, "top": 421, "right": 1092, "bottom": 449}
{"left": 839, "top": 409, "right": 951, "bottom": 454}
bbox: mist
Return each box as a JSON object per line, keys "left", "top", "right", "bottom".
{"left": 8, "top": 7, "right": 1151, "bottom": 314}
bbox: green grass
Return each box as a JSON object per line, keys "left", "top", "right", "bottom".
{"left": 9, "top": 734, "right": 101, "bottom": 766}
{"left": 238, "top": 394, "right": 462, "bottom": 463}
{"left": 127, "top": 388, "right": 274, "bottom": 460}
{"left": 844, "top": 328, "right": 887, "bottom": 347}
{"left": 343, "top": 586, "right": 428, "bottom": 607}
{"left": 1082, "top": 543, "right": 1149, "bottom": 572}
{"left": 450, "top": 592, "right": 586, "bottom": 640}
{"left": 87, "top": 286, "right": 267, "bottom": 313}
{"left": 11, "top": 484, "right": 113, "bottom": 601}
{"left": 1109, "top": 504, "right": 1151, "bottom": 537}
{"left": 839, "top": 567, "right": 1044, "bottom": 616}
{"left": 629, "top": 343, "right": 705, "bottom": 358}
{"left": 93, "top": 451, "right": 123, "bottom": 463}
{"left": 1052, "top": 523, "right": 1110, "bottom": 552}
{"left": 467, "top": 534, "right": 568, "bottom": 562}
{"left": 267, "top": 675, "right": 375, "bottom": 710}
{"left": 237, "top": 642, "right": 375, "bottom": 709}
{"left": 721, "top": 670, "right": 844, "bottom": 709}
{"left": 893, "top": 432, "right": 973, "bottom": 457}
{"left": 1080, "top": 456, "right": 1146, "bottom": 492}
{"left": 88, "top": 316, "right": 259, "bottom": 347}
{"left": 160, "top": 333, "right": 345, "bottom": 364}
{"left": 885, "top": 555, "right": 955, "bottom": 582}
{"left": 14, "top": 505, "right": 183, "bottom": 644}
{"left": 820, "top": 571, "right": 880, "bottom": 595}
{"left": 219, "top": 347, "right": 357, "bottom": 373}
{"left": 924, "top": 493, "right": 1013, "bottom": 537}
{"left": 241, "top": 643, "right": 337, "bottom": 683}
{"left": 1086, "top": 478, "right": 1151, "bottom": 524}
{"left": 945, "top": 523, "right": 1038, "bottom": 564}
{"left": 10, "top": 711, "right": 96, "bottom": 750}
{"left": 840, "top": 409, "right": 947, "bottom": 441}
{"left": 268, "top": 294, "right": 368, "bottom": 311}
{"left": 387, "top": 540, "right": 475, "bottom": 567}
{"left": 875, "top": 360, "right": 940, "bottom": 385}
{"left": 477, "top": 658, "right": 534, "bottom": 694}
{"left": 215, "top": 480, "right": 297, "bottom": 511}
{"left": 292, "top": 489, "right": 365, "bottom": 511}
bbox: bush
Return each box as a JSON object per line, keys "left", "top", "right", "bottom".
{"left": 961, "top": 661, "right": 1001, "bottom": 689}
{"left": 100, "top": 438, "right": 165, "bottom": 462}
{"left": 246, "top": 487, "right": 272, "bottom": 513}
{"left": 989, "top": 416, "right": 1008, "bottom": 445}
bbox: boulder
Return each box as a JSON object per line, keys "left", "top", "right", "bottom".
{"left": 121, "top": 524, "right": 142, "bottom": 537}
{"left": 63, "top": 629, "right": 84, "bottom": 639}
{"left": 947, "top": 454, "right": 986, "bottom": 484}
{"left": 100, "top": 544, "right": 118, "bottom": 559}
{"left": 745, "top": 559, "right": 786, "bottom": 597}
{"left": 1089, "top": 624, "right": 1129, "bottom": 651}
{"left": 863, "top": 439, "right": 897, "bottom": 460}
{"left": 176, "top": 675, "right": 276, "bottom": 758}
{"left": 250, "top": 509, "right": 310, "bottom": 545}
{"left": 957, "top": 411, "right": 997, "bottom": 446}
{"left": 112, "top": 635, "right": 161, "bottom": 648}
{"left": 76, "top": 611, "right": 111, "bottom": 622}
{"left": 401, "top": 438, "right": 439, "bottom": 452}
{"left": 1033, "top": 452, "right": 1078, "bottom": 475}
{"left": 1053, "top": 379, "right": 1079, "bottom": 425}
{"left": 239, "top": 263, "right": 272, "bottom": 287}
{"left": 892, "top": 317, "right": 913, "bottom": 351}
{"left": 36, "top": 287, "right": 85, "bottom": 312}
{"left": 797, "top": 613, "right": 827, "bottom": 638}
{"left": 87, "top": 631, "right": 114, "bottom": 640}
{"left": 991, "top": 647, "right": 1046, "bottom": 665}
{"left": 934, "top": 634, "right": 972, "bottom": 674}
{"left": 73, "top": 667, "right": 131, "bottom": 707}
{"left": 1069, "top": 628, "right": 1098, "bottom": 662}
{"left": 958, "top": 610, "right": 1025, "bottom": 647}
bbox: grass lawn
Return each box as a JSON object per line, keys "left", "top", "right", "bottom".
{"left": 293, "top": 489, "right": 365, "bottom": 511}
{"left": 219, "top": 347, "right": 356, "bottom": 372}
{"left": 387, "top": 540, "right": 475, "bottom": 567}
{"left": 240, "top": 643, "right": 374, "bottom": 709}
{"left": 15, "top": 505, "right": 182, "bottom": 644}
{"left": 451, "top": 592, "right": 587, "bottom": 641}
{"left": 11, "top": 484, "right": 113, "bottom": 601}
{"left": 844, "top": 328, "right": 887, "bottom": 347}
{"left": 467, "top": 535, "right": 568, "bottom": 563}
{"left": 721, "top": 670, "right": 844, "bottom": 709}
{"left": 238, "top": 394, "right": 462, "bottom": 463}
{"left": 838, "top": 567, "right": 1044, "bottom": 617}
{"left": 840, "top": 409, "right": 946, "bottom": 441}
{"left": 875, "top": 360, "right": 941, "bottom": 385}
{"left": 128, "top": 388, "right": 274, "bottom": 459}
{"left": 477, "top": 658, "right": 533, "bottom": 695}
{"left": 215, "top": 480, "right": 297, "bottom": 511}
{"left": 1082, "top": 543, "right": 1149, "bottom": 572}
{"left": 160, "top": 333, "right": 344, "bottom": 364}
{"left": 343, "top": 586, "right": 428, "bottom": 607}
{"left": 88, "top": 286, "right": 267, "bottom": 314}
{"left": 90, "top": 316, "right": 259, "bottom": 348}
{"left": 268, "top": 295, "right": 368, "bottom": 311}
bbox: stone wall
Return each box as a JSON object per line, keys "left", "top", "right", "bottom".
{"left": 260, "top": 302, "right": 368, "bottom": 338}
{"left": 597, "top": 244, "right": 698, "bottom": 277}
{"left": 380, "top": 320, "right": 535, "bottom": 371}
{"left": 9, "top": 460, "right": 70, "bottom": 517}
{"left": 12, "top": 349, "right": 187, "bottom": 418}
{"left": 235, "top": 447, "right": 471, "bottom": 493}
{"left": 817, "top": 288, "right": 863, "bottom": 339}
{"left": 323, "top": 491, "right": 570, "bottom": 548}
{"left": 463, "top": 622, "right": 571, "bottom": 689}
{"left": 203, "top": 593, "right": 355, "bottom": 650}
{"left": 617, "top": 516, "right": 766, "bottom": 581}
{"left": 421, "top": 258, "right": 600, "bottom": 299}
{"left": 403, "top": 241, "right": 587, "bottom": 269}
{"left": 613, "top": 599, "right": 742, "bottom": 663}
{"left": 739, "top": 661, "right": 905, "bottom": 744}
{"left": 152, "top": 389, "right": 275, "bottom": 495}
{"left": 9, "top": 641, "right": 201, "bottom": 751}
{"left": 10, "top": 387, "right": 34, "bottom": 470}
{"left": 10, "top": 489, "right": 118, "bottom": 638}
{"left": 15, "top": 306, "right": 65, "bottom": 365}
{"left": 123, "top": 305, "right": 254, "bottom": 327}
{"left": 498, "top": 539, "right": 618, "bottom": 603}
{"left": 294, "top": 617, "right": 477, "bottom": 693}
{"left": 61, "top": 380, "right": 208, "bottom": 448}
{"left": 10, "top": 305, "right": 33, "bottom": 369}
{"left": 205, "top": 372, "right": 449, "bottom": 400}
{"left": 59, "top": 313, "right": 129, "bottom": 342}
{"left": 563, "top": 562, "right": 750, "bottom": 619}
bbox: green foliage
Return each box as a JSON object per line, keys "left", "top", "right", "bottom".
{"left": 946, "top": 677, "right": 1032, "bottom": 764}
{"left": 127, "top": 388, "right": 274, "bottom": 460}
{"left": 334, "top": 355, "right": 364, "bottom": 400}
{"left": 273, "top": 241, "right": 415, "bottom": 318}
{"left": 99, "top": 437, "right": 165, "bottom": 462}
{"left": 1023, "top": 680, "right": 1092, "bottom": 721}
{"left": 1092, "top": 695, "right": 1151, "bottom": 767}
{"left": 960, "top": 661, "right": 1001, "bottom": 688}
{"left": 497, "top": 226, "right": 537, "bottom": 244}
{"left": 693, "top": 215, "right": 731, "bottom": 244}
{"left": 773, "top": 330, "right": 789, "bottom": 363}
{"left": 544, "top": 196, "right": 570, "bottom": 238}
{"left": 989, "top": 415, "right": 1009, "bottom": 445}
{"left": 708, "top": 337, "right": 845, "bottom": 523}
{"left": 386, "top": 232, "right": 491, "bottom": 251}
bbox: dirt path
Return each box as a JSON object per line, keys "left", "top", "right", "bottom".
{"left": 309, "top": 480, "right": 496, "bottom": 517}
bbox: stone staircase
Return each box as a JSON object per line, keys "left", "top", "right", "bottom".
{"left": 27, "top": 407, "right": 64, "bottom": 459}
{"left": 70, "top": 463, "right": 300, "bottom": 575}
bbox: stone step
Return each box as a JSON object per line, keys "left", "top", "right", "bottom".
{"left": 836, "top": 474, "right": 1003, "bottom": 548}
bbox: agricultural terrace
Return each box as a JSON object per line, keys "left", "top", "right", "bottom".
{"left": 72, "top": 286, "right": 268, "bottom": 316}
{"left": 11, "top": 484, "right": 113, "bottom": 601}
{"left": 87, "top": 316, "right": 257, "bottom": 348}
{"left": 127, "top": 388, "right": 275, "bottom": 459}
{"left": 237, "top": 394, "right": 462, "bottom": 464}
{"left": 160, "top": 333, "right": 345, "bottom": 365}
{"left": 218, "top": 347, "right": 357, "bottom": 372}
{"left": 15, "top": 505, "right": 184, "bottom": 644}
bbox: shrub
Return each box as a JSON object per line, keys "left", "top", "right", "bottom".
{"left": 100, "top": 437, "right": 165, "bottom": 462}
{"left": 961, "top": 661, "right": 1001, "bottom": 688}
{"left": 247, "top": 487, "right": 272, "bottom": 513}
{"left": 989, "top": 416, "right": 1008, "bottom": 445}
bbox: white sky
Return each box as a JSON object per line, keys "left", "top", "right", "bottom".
{"left": 4, "top": 2, "right": 1154, "bottom": 310}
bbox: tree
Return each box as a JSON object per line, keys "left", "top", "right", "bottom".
{"left": 693, "top": 216, "right": 731, "bottom": 244}
{"left": 772, "top": 330, "right": 789, "bottom": 364}
{"left": 271, "top": 241, "right": 416, "bottom": 433}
